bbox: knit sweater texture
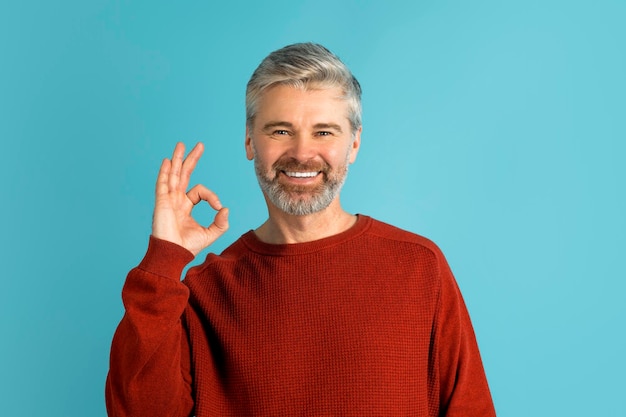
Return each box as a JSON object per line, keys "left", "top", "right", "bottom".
{"left": 106, "top": 215, "right": 495, "bottom": 416}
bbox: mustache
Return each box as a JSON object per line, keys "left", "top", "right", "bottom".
{"left": 272, "top": 158, "right": 330, "bottom": 174}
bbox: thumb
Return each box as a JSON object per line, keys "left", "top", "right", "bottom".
{"left": 209, "top": 207, "right": 229, "bottom": 236}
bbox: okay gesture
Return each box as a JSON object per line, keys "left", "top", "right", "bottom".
{"left": 152, "top": 142, "right": 229, "bottom": 256}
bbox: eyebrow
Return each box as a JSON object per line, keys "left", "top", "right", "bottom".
{"left": 261, "top": 121, "right": 343, "bottom": 133}
{"left": 262, "top": 121, "right": 294, "bottom": 132}
{"left": 313, "top": 123, "right": 343, "bottom": 133}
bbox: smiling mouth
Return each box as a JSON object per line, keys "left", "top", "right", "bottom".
{"left": 283, "top": 171, "right": 320, "bottom": 178}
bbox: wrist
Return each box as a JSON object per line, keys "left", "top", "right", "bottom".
{"left": 137, "top": 236, "right": 195, "bottom": 280}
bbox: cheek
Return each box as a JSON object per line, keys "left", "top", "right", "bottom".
{"left": 254, "top": 151, "right": 280, "bottom": 177}
{"left": 255, "top": 141, "right": 285, "bottom": 160}
{"left": 332, "top": 144, "right": 355, "bottom": 165}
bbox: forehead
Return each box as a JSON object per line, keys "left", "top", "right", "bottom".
{"left": 255, "top": 84, "right": 350, "bottom": 124}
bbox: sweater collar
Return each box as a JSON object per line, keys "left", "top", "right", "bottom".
{"left": 240, "top": 214, "right": 372, "bottom": 256}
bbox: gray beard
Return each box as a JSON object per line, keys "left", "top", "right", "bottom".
{"left": 254, "top": 159, "right": 349, "bottom": 216}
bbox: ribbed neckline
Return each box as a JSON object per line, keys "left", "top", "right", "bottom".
{"left": 240, "top": 214, "right": 372, "bottom": 256}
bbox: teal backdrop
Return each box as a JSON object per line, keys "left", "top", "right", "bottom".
{"left": 2, "top": 0, "right": 624, "bottom": 416}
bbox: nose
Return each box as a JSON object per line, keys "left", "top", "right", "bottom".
{"left": 286, "top": 134, "right": 317, "bottom": 162}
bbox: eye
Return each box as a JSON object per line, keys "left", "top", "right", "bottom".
{"left": 273, "top": 129, "right": 290, "bottom": 136}
{"left": 317, "top": 131, "right": 332, "bottom": 137}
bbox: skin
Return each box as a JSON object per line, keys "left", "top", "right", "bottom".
{"left": 152, "top": 84, "right": 361, "bottom": 254}
{"left": 152, "top": 142, "right": 229, "bottom": 256}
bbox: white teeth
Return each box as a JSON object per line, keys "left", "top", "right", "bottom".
{"left": 285, "top": 171, "right": 319, "bottom": 178}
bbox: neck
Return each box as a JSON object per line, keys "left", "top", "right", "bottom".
{"left": 255, "top": 199, "right": 357, "bottom": 244}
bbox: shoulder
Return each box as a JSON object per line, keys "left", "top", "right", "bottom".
{"left": 364, "top": 216, "right": 446, "bottom": 259}
{"left": 356, "top": 216, "right": 453, "bottom": 299}
{"left": 185, "top": 235, "right": 250, "bottom": 278}
{"left": 355, "top": 216, "right": 453, "bottom": 284}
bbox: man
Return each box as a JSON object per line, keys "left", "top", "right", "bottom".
{"left": 106, "top": 43, "right": 496, "bottom": 416}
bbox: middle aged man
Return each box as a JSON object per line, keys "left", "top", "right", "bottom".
{"left": 106, "top": 42, "right": 496, "bottom": 417}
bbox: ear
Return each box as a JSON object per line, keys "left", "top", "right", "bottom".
{"left": 348, "top": 126, "right": 362, "bottom": 164}
{"left": 245, "top": 126, "right": 254, "bottom": 160}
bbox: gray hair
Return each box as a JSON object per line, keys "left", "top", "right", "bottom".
{"left": 246, "top": 43, "right": 362, "bottom": 134}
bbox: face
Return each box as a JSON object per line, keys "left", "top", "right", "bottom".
{"left": 245, "top": 84, "right": 361, "bottom": 216}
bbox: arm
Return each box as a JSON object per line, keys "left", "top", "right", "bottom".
{"left": 105, "top": 143, "right": 229, "bottom": 417}
{"left": 105, "top": 237, "right": 195, "bottom": 417}
{"left": 436, "top": 256, "right": 496, "bottom": 417}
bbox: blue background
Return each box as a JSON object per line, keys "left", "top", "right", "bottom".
{"left": 2, "top": 0, "right": 624, "bottom": 416}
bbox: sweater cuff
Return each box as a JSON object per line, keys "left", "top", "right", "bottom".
{"left": 137, "top": 236, "right": 196, "bottom": 281}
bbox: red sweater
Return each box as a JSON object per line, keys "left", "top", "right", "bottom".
{"left": 106, "top": 215, "right": 495, "bottom": 416}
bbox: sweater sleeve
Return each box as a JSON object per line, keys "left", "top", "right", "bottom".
{"left": 105, "top": 236, "right": 196, "bottom": 417}
{"left": 435, "top": 254, "right": 496, "bottom": 417}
